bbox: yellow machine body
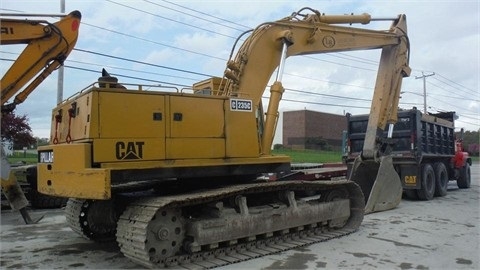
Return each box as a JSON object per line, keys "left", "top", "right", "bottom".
{"left": 38, "top": 85, "right": 290, "bottom": 199}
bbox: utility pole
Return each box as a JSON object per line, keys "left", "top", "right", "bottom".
{"left": 57, "top": 0, "right": 65, "bottom": 104}
{"left": 415, "top": 71, "right": 435, "bottom": 114}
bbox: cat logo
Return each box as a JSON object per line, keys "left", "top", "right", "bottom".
{"left": 404, "top": 175, "right": 417, "bottom": 185}
{"left": 115, "top": 141, "right": 144, "bottom": 160}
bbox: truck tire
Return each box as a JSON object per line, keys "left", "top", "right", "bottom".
{"left": 433, "top": 162, "right": 448, "bottom": 197}
{"left": 457, "top": 163, "right": 471, "bottom": 189}
{"left": 417, "top": 163, "right": 435, "bottom": 200}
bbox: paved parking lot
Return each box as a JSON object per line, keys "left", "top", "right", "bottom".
{"left": 1, "top": 163, "right": 478, "bottom": 269}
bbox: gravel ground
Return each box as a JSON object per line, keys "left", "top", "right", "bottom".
{"left": 1, "top": 163, "right": 478, "bottom": 269}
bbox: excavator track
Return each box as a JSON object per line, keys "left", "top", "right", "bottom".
{"left": 116, "top": 180, "right": 364, "bottom": 269}
{"left": 65, "top": 198, "right": 122, "bottom": 242}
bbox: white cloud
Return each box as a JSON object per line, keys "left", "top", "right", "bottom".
{"left": 1, "top": 0, "right": 478, "bottom": 139}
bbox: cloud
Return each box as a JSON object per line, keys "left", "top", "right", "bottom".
{"left": 2, "top": 0, "right": 478, "bottom": 140}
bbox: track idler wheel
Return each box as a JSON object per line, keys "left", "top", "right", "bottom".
{"left": 145, "top": 208, "right": 185, "bottom": 264}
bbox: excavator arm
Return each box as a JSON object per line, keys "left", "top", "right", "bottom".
{"left": 0, "top": 11, "right": 81, "bottom": 223}
{"left": 1, "top": 10, "right": 81, "bottom": 111}
{"left": 216, "top": 7, "right": 410, "bottom": 213}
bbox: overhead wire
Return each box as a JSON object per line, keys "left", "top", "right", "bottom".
{"left": 68, "top": 59, "right": 199, "bottom": 82}
{"left": 74, "top": 48, "right": 213, "bottom": 78}
{"left": 99, "top": 1, "right": 478, "bottom": 108}
{"left": 106, "top": 0, "right": 239, "bottom": 39}
{"left": 143, "top": 0, "right": 246, "bottom": 32}
{"left": 2, "top": 3, "right": 477, "bottom": 127}
{"left": 81, "top": 22, "right": 225, "bottom": 61}
{"left": 158, "top": 0, "right": 251, "bottom": 29}
{"left": 427, "top": 80, "right": 479, "bottom": 101}
{"left": 435, "top": 73, "right": 478, "bottom": 95}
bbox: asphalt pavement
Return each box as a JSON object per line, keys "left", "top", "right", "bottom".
{"left": 1, "top": 163, "right": 478, "bottom": 269}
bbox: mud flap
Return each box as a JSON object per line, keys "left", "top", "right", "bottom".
{"left": 349, "top": 155, "right": 402, "bottom": 214}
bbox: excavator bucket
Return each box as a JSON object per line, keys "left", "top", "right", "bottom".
{"left": 2, "top": 151, "right": 44, "bottom": 224}
{"left": 349, "top": 155, "right": 402, "bottom": 214}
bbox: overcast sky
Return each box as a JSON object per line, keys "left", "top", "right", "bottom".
{"left": 1, "top": 0, "right": 479, "bottom": 144}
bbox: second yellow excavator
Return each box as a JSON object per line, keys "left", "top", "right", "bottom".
{"left": 37, "top": 7, "right": 409, "bottom": 268}
{"left": 1, "top": 10, "right": 81, "bottom": 223}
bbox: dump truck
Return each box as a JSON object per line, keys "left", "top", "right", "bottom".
{"left": 345, "top": 108, "right": 472, "bottom": 201}
{"left": 36, "top": 7, "right": 410, "bottom": 268}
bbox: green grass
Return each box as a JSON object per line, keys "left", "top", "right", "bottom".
{"left": 7, "top": 152, "right": 37, "bottom": 165}
{"left": 272, "top": 149, "right": 343, "bottom": 163}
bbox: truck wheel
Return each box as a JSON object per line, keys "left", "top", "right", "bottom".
{"left": 457, "top": 163, "right": 471, "bottom": 189}
{"left": 417, "top": 163, "right": 435, "bottom": 200}
{"left": 434, "top": 162, "right": 448, "bottom": 197}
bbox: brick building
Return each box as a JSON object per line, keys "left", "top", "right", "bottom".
{"left": 282, "top": 110, "right": 347, "bottom": 151}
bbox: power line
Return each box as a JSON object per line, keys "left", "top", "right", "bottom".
{"left": 303, "top": 56, "right": 377, "bottom": 72}
{"left": 427, "top": 80, "right": 479, "bottom": 101}
{"left": 285, "top": 88, "right": 372, "bottom": 102}
{"left": 428, "top": 95, "right": 478, "bottom": 115}
{"left": 143, "top": 0, "right": 246, "bottom": 32}
{"left": 65, "top": 65, "right": 190, "bottom": 87}
{"left": 73, "top": 48, "right": 213, "bottom": 78}
{"left": 82, "top": 22, "right": 226, "bottom": 61}
{"left": 68, "top": 59, "right": 199, "bottom": 82}
{"left": 334, "top": 52, "right": 378, "bottom": 64}
{"left": 4, "top": 4, "right": 477, "bottom": 103}
{"left": 3, "top": 54, "right": 477, "bottom": 128}
{"left": 263, "top": 96, "right": 371, "bottom": 109}
{"left": 78, "top": 6, "right": 476, "bottom": 103}
{"left": 282, "top": 73, "right": 373, "bottom": 90}
{"left": 3, "top": 6, "right": 477, "bottom": 122}
{"left": 106, "top": 0, "right": 239, "bottom": 39}
{"left": 436, "top": 72, "right": 478, "bottom": 95}
{"left": 2, "top": 52, "right": 477, "bottom": 117}
{"left": 159, "top": 0, "right": 251, "bottom": 30}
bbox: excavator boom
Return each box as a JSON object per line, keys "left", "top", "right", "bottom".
{"left": 216, "top": 9, "right": 410, "bottom": 213}
{"left": 1, "top": 10, "right": 81, "bottom": 110}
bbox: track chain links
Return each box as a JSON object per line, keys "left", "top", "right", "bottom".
{"left": 116, "top": 180, "right": 364, "bottom": 269}
{"left": 65, "top": 198, "right": 87, "bottom": 238}
{"left": 65, "top": 198, "right": 118, "bottom": 242}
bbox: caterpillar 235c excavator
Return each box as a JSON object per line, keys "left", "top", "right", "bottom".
{"left": 1, "top": 11, "right": 81, "bottom": 223}
{"left": 36, "top": 7, "right": 409, "bottom": 268}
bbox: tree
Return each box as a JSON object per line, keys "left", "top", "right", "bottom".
{"left": 35, "top": 137, "right": 50, "bottom": 147}
{"left": 455, "top": 129, "right": 479, "bottom": 156}
{"left": 1, "top": 111, "right": 36, "bottom": 149}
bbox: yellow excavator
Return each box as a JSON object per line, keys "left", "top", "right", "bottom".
{"left": 1, "top": 10, "right": 81, "bottom": 223}
{"left": 36, "top": 7, "right": 409, "bottom": 268}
